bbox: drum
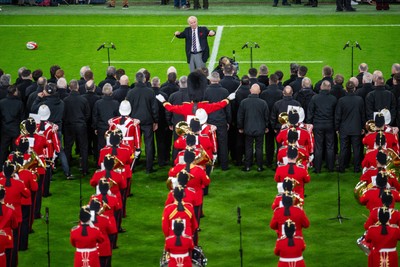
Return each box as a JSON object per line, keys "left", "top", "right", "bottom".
{"left": 356, "top": 232, "right": 370, "bottom": 256}
{"left": 160, "top": 247, "right": 207, "bottom": 267}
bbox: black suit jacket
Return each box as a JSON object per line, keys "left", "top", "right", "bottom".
{"left": 177, "top": 26, "right": 211, "bottom": 63}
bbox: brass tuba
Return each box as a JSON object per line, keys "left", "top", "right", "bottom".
{"left": 175, "top": 121, "right": 192, "bottom": 136}
{"left": 22, "top": 150, "right": 46, "bottom": 170}
{"left": 193, "top": 147, "right": 212, "bottom": 166}
{"left": 385, "top": 148, "right": 400, "bottom": 178}
{"left": 354, "top": 181, "right": 373, "bottom": 203}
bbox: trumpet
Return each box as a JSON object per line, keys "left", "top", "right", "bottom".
{"left": 354, "top": 181, "right": 373, "bottom": 203}
{"left": 113, "top": 156, "right": 125, "bottom": 173}
{"left": 365, "top": 120, "right": 376, "bottom": 133}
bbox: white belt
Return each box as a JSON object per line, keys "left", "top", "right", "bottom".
{"left": 280, "top": 256, "right": 303, "bottom": 262}
{"left": 169, "top": 252, "right": 189, "bottom": 258}
{"left": 76, "top": 248, "right": 97, "bottom": 253}
{"left": 123, "top": 137, "right": 134, "bottom": 141}
{"left": 380, "top": 248, "right": 396, "bottom": 253}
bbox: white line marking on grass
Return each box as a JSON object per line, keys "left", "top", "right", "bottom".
{"left": 1, "top": 24, "right": 399, "bottom": 28}
{"left": 208, "top": 26, "right": 223, "bottom": 74}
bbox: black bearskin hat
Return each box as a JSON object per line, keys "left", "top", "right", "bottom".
{"left": 187, "top": 70, "right": 207, "bottom": 102}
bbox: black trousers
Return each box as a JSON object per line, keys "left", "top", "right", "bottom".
{"left": 97, "top": 128, "right": 108, "bottom": 167}
{"left": 0, "top": 133, "right": 17, "bottom": 169}
{"left": 339, "top": 134, "right": 362, "bottom": 172}
{"left": 264, "top": 127, "right": 276, "bottom": 166}
{"left": 313, "top": 128, "right": 335, "bottom": 172}
{"left": 228, "top": 124, "right": 238, "bottom": 162}
{"left": 215, "top": 123, "right": 229, "bottom": 170}
{"left": 235, "top": 132, "right": 245, "bottom": 165}
{"left": 155, "top": 126, "right": 172, "bottom": 166}
{"left": 19, "top": 205, "right": 31, "bottom": 251}
{"left": 244, "top": 134, "right": 264, "bottom": 168}
{"left": 87, "top": 124, "right": 98, "bottom": 162}
{"left": 140, "top": 124, "right": 155, "bottom": 172}
{"left": 64, "top": 123, "right": 88, "bottom": 173}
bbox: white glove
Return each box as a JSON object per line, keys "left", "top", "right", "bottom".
{"left": 227, "top": 93, "right": 236, "bottom": 101}
{"left": 156, "top": 94, "right": 166, "bottom": 103}
{"left": 134, "top": 149, "right": 141, "bottom": 158}
{"left": 212, "top": 153, "right": 217, "bottom": 164}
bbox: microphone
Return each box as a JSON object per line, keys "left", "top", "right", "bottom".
{"left": 111, "top": 43, "right": 116, "bottom": 50}
{"left": 241, "top": 43, "right": 248, "bottom": 49}
{"left": 355, "top": 41, "right": 362, "bottom": 50}
{"left": 97, "top": 43, "right": 105, "bottom": 51}
{"left": 45, "top": 207, "right": 49, "bottom": 224}
{"left": 254, "top": 42, "right": 260, "bottom": 48}
{"left": 237, "top": 206, "right": 241, "bottom": 224}
{"left": 343, "top": 41, "right": 350, "bottom": 50}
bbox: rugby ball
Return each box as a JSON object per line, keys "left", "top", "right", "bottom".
{"left": 26, "top": 41, "right": 38, "bottom": 50}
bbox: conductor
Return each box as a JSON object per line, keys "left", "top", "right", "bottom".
{"left": 174, "top": 16, "right": 215, "bottom": 72}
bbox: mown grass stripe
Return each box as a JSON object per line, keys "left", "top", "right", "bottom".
{"left": 1, "top": 24, "right": 400, "bottom": 27}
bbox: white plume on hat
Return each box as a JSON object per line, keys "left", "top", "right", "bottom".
{"left": 119, "top": 100, "right": 131, "bottom": 116}
{"left": 287, "top": 105, "right": 305, "bottom": 123}
{"left": 38, "top": 104, "right": 51, "bottom": 120}
{"left": 195, "top": 108, "right": 208, "bottom": 125}
{"left": 374, "top": 109, "right": 391, "bottom": 125}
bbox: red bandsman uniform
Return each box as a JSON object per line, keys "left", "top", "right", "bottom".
{"left": 274, "top": 235, "right": 306, "bottom": 267}
{"left": 274, "top": 164, "right": 310, "bottom": 199}
{"left": 200, "top": 124, "right": 217, "bottom": 154}
{"left": 36, "top": 121, "right": 60, "bottom": 160}
{"left": 174, "top": 135, "right": 214, "bottom": 166}
{"left": 0, "top": 230, "right": 11, "bottom": 267}
{"left": 108, "top": 116, "right": 141, "bottom": 153}
{"left": 364, "top": 207, "right": 400, "bottom": 229}
{"left": 70, "top": 224, "right": 104, "bottom": 267}
{"left": 165, "top": 187, "right": 196, "bottom": 207}
{"left": 15, "top": 134, "right": 49, "bottom": 176}
{"left": 164, "top": 234, "right": 194, "bottom": 267}
{"left": 92, "top": 214, "right": 114, "bottom": 258}
{"left": 16, "top": 169, "right": 38, "bottom": 206}
{"left": 360, "top": 167, "right": 400, "bottom": 191}
{"left": 90, "top": 170, "right": 126, "bottom": 204}
{"left": 98, "top": 146, "right": 133, "bottom": 179}
{"left": 277, "top": 145, "right": 309, "bottom": 167}
{"left": 90, "top": 194, "right": 120, "bottom": 234}
{"left": 270, "top": 206, "right": 310, "bottom": 238}
{"left": 363, "top": 131, "right": 399, "bottom": 153}
{"left": 365, "top": 224, "right": 400, "bottom": 267}
{"left": 163, "top": 100, "right": 229, "bottom": 121}
{"left": 276, "top": 125, "right": 314, "bottom": 154}
{"left": 0, "top": 203, "right": 18, "bottom": 250}
{"left": 168, "top": 164, "right": 210, "bottom": 207}
{"left": 162, "top": 202, "right": 198, "bottom": 237}
{"left": 0, "top": 177, "right": 31, "bottom": 223}
{"left": 360, "top": 187, "right": 400, "bottom": 212}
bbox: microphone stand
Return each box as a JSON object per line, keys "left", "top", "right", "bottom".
{"left": 343, "top": 41, "right": 362, "bottom": 77}
{"left": 45, "top": 207, "right": 50, "bottom": 267}
{"left": 97, "top": 42, "right": 117, "bottom": 66}
{"left": 241, "top": 41, "right": 260, "bottom": 69}
{"left": 237, "top": 206, "right": 243, "bottom": 267}
{"left": 329, "top": 172, "right": 349, "bottom": 224}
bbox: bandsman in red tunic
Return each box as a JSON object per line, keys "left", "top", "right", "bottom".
{"left": 277, "top": 129, "right": 309, "bottom": 167}
{"left": 274, "top": 146, "right": 310, "bottom": 199}
{"left": 162, "top": 186, "right": 198, "bottom": 239}
{"left": 0, "top": 229, "right": 11, "bottom": 267}
{"left": 36, "top": 104, "right": 60, "bottom": 198}
{"left": 272, "top": 178, "right": 304, "bottom": 211}
{"left": 360, "top": 171, "right": 400, "bottom": 213}
{"left": 195, "top": 108, "right": 218, "bottom": 165}
{"left": 108, "top": 100, "right": 141, "bottom": 156}
{"left": 270, "top": 194, "right": 310, "bottom": 238}
{"left": 9, "top": 151, "right": 38, "bottom": 251}
{"left": 0, "top": 185, "right": 18, "bottom": 267}
{"left": 364, "top": 190, "right": 400, "bottom": 229}
{"left": 361, "top": 131, "right": 393, "bottom": 171}
{"left": 360, "top": 151, "right": 400, "bottom": 191}
{"left": 276, "top": 107, "right": 314, "bottom": 155}
{"left": 363, "top": 112, "right": 399, "bottom": 153}
{"left": 0, "top": 161, "right": 30, "bottom": 267}
{"left": 365, "top": 208, "right": 400, "bottom": 267}
{"left": 274, "top": 219, "right": 306, "bottom": 267}
{"left": 15, "top": 118, "right": 48, "bottom": 220}
{"left": 88, "top": 198, "right": 114, "bottom": 267}
{"left": 165, "top": 171, "right": 196, "bottom": 207}
{"left": 164, "top": 219, "right": 194, "bottom": 267}
{"left": 90, "top": 179, "right": 120, "bottom": 250}
{"left": 70, "top": 206, "right": 104, "bottom": 267}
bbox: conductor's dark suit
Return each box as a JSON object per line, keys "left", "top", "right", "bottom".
{"left": 176, "top": 26, "right": 211, "bottom": 64}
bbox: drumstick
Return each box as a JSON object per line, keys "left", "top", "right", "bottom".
{"left": 234, "top": 82, "right": 242, "bottom": 94}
